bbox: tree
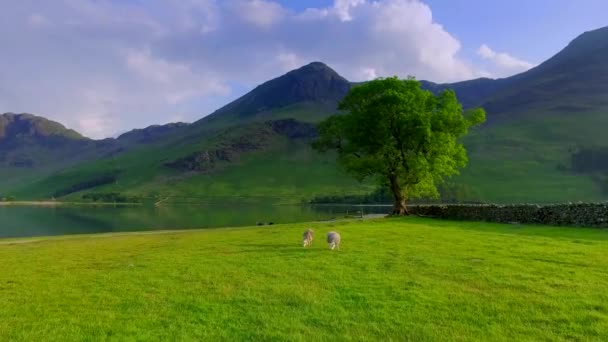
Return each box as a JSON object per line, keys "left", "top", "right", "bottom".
{"left": 312, "top": 77, "right": 485, "bottom": 215}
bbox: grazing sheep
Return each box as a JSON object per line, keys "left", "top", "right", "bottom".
{"left": 302, "top": 229, "right": 314, "bottom": 247}
{"left": 327, "top": 231, "right": 341, "bottom": 250}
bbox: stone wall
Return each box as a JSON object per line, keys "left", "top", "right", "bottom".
{"left": 408, "top": 203, "right": 608, "bottom": 228}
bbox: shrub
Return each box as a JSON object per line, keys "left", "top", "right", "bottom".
{"left": 82, "top": 192, "right": 141, "bottom": 203}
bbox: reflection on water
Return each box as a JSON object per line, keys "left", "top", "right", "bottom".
{"left": 0, "top": 204, "right": 390, "bottom": 239}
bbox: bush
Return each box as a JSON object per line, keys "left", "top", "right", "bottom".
{"left": 309, "top": 183, "right": 482, "bottom": 205}
{"left": 82, "top": 192, "right": 141, "bottom": 203}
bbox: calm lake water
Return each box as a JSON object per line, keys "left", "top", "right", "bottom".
{"left": 0, "top": 204, "right": 390, "bottom": 239}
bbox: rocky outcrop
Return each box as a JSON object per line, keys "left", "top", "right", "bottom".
{"left": 165, "top": 119, "right": 317, "bottom": 172}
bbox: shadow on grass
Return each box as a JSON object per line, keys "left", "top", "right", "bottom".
{"left": 219, "top": 243, "right": 334, "bottom": 255}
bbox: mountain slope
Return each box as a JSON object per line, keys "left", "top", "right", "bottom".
{"left": 450, "top": 26, "right": 608, "bottom": 201}
{"left": 200, "top": 62, "right": 350, "bottom": 128}
{"left": 6, "top": 26, "right": 608, "bottom": 203}
{"left": 420, "top": 78, "right": 507, "bottom": 109}
{"left": 116, "top": 122, "right": 190, "bottom": 145}
{"left": 420, "top": 27, "right": 608, "bottom": 120}
{"left": 12, "top": 119, "right": 369, "bottom": 202}
{"left": 0, "top": 113, "right": 118, "bottom": 168}
{"left": 481, "top": 27, "right": 608, "bottom": 120}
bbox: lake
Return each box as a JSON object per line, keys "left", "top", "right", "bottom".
{"left": 0, "top": 204, "right": 390, "bottom": 239}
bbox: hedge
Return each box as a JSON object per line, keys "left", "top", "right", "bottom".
{"left": 408, "top": 203, "right": 608, "bottom": 228}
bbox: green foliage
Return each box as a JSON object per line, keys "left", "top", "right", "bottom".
{"left": 314, "top": 77, "right": 485, "bottom": 213}
{"left": 309, "top": 187, "right": 393, "bottom": 204}
{"left": 1, "top": 218, "right": 607, "bottom": 340}
{"left": 310, "top": 183, "right": 482, "bottom": 205}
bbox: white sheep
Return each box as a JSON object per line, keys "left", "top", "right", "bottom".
{"left": 302, "top": 229, "right": 314, "bottom": 247}
{"left": 327, "top": 231, "right": 341, "bottom": 250}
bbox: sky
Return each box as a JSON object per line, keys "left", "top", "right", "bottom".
{"left": 0, "top": 0, "right": 606, "bottom": 138}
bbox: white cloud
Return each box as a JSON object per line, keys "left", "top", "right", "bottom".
{"left": 232, "top": 0, "right": 285, "bottom": 29}
{"left": 477, "top": 44, "right": 535, "bottom": 77}
{"left": 359, "top": 67, "right": 378, "bottom": 80}
{"left": 334, "top": 0, "right": 365, "bottom": 21}
{"left": 124, "top": 48, "right": 230, "bottom": 104}
{"left": 0, "top": 0, "right": 493, "bottom": 138}
{"left": 276, "top": 52, "right": 300, "bottom": 71}
{"left": 77, "top": 115, "right": 115, "bottom": 139}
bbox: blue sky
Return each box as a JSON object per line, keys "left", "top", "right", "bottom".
{"left": 426, "top": 0, "right": 608, "bottom": 62}
{"left": 0, "top": 0, "right": 606, "bottom": 138}
{"left": 279, "top": 0, "right": 608, "bottom": 63}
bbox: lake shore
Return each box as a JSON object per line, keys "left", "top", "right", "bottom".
{"left": 0, "top": 201, "right": 141, "bottom": 207}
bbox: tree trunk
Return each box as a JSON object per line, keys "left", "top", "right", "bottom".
{"left": 389, "top": 174, "right": 409, "bottom": 216}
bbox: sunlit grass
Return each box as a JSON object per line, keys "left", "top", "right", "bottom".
{"left": 1, "top": 217, "right": 607, "bottom": 340}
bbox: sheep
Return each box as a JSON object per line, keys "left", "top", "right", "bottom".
{"left": 327, "top": 231, "right": 341, "bottom": 250}
{"left": 302, "top": 229, "right": 314, "bottom": 247}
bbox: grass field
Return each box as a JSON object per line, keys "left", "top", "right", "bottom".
{"left": 1, "top": 217, "right": 607, "bottom": 341}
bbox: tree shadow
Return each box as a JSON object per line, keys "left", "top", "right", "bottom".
{"left": 233, "top": 243, "right": 334, "bottom": 255}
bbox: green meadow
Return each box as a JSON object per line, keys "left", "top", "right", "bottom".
{"left": 1, "top": 217, "right": 607, "bottom": 341}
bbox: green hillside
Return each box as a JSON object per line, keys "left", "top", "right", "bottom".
{"left": 11, "top": 119, "right": 374, "bottom": 203}
{"left": 453, "top": 27, "right": 608, "bottom": 202}
{"left": 4, "top": 27, "right": 608, "bottom": 203}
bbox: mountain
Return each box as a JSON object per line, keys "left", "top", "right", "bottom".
{"left": 480, "top": 27, "right": 608, "bottom": 120}
{"left": 421, "top": 26, "right": 608, "bottom": 120}
{"left": 117, "top": 122, "right": 190, "bottom": 145}
{"left": 4, "top": 26, "right": 608, "bottom": 203}
{"left": 0, "top": 113, "right": 99, "bottom": 168}
{"left": 0, "top": 113, "right": 83, "bottom": 140}
{"left": 202, "top": 62, "right": 351, "bottom": 126}
{"left": 216, "top": 61, "right": 349, "bottom": 115}
{"left": 419, "top": 78, "right": 504, "bottom": 110}
{"left": 0, "top": 113, "right": 117, "bottom": 195}
{"left": 437, "top": 27, "right": 608, "bottom": 202}
{"left": 2, "top": 63, "right": 362, "bottom": 201}
{"left": 0, "top": 113, "right": 196, "bottom": 168}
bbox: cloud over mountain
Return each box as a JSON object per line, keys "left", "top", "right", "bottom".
{"left": 477, "top": 44, "right": 535, "bottom": 77}
{"left": 0, "top": 0, "right": 510, "bottom": 138}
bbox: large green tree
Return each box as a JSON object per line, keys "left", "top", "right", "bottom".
{"left": 313, "top": 77, "right": 485, "bottom": 215}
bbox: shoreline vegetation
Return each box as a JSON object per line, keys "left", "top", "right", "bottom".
{"left": 307, "top": 184, "right": 484, "bottom": 205}
{"left": 0, "top": 200, "right": 141, "bottom": 207}
{"left": 1, "top": 217, "right": 606, "bottom": 340}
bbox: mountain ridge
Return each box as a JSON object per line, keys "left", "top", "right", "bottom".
{"left": 3, "top": 25, "right": 608, "bottom": 203}
{"left": 200, "top": 62, "right": 351, "bottom": 126}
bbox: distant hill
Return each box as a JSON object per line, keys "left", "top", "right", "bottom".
{"left": 420, "top": 78, "right": 505, "bottom": 110}
{"left": 117, "top": 122, "right": 190, "bottom": 145}
{"left": 0, "top": 113, "right": 98, "bottom": 168}
{"left": 0, "top": 113, "right": 83, "bottom": 140}
{"left": 421, "top": 26, "right": 608, "bottom": 121}
{"left": 4, "top": 26, "right": 608, "bottom": 203}
{"left": 202, "top": 62, "right": 350, "bottom": 126}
